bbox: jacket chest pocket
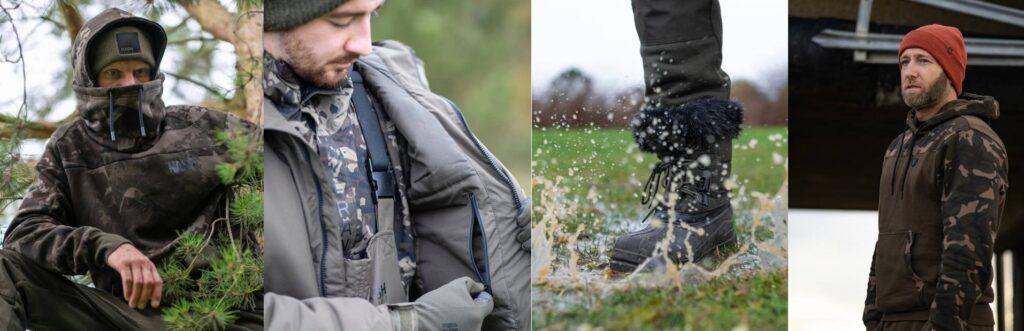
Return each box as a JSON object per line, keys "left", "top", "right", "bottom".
{"left": 874, "top": 230, "right": 929, "bottom": 312}
{"left": 330, "top": 229, "right": 409, "bottom": 304}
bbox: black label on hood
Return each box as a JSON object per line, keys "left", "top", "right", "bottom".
{"left": 116, "top": 32, "right": 141, "bottom": 54}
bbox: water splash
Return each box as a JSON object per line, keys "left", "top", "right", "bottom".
{"left": 531, "top": 128, "right": 788, "bottom": 323}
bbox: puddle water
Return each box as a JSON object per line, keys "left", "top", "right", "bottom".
{"left": 531, "top": 133, "right": 788, "bottom": 316}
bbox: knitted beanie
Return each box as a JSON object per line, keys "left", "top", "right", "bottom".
{"left": 265, "top": 0, "right": 348, "bottom": 31}
{"left": 898, "top": 24, "right": 967, "bottom": 95}
{"left": 88, "top": 25, "right": 156, "bottom": 79}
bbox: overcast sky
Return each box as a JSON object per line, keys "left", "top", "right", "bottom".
{"left": 532, "top": 0, "right": 788, "bottom": 93}
{"left": 789, "top": 209, "right": 877, "bottom": 331}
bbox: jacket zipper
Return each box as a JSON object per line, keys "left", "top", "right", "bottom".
{"left": 446, "top": 99, "right": 523, "bottom": 211}
{"left": 467, "top": 192, "right": 492, "bottom": 292}
{"left": 301, "top": 146, "right": 329, "bottom": 297}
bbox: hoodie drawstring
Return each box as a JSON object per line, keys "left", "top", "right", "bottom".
{"left": 107, "top": 90, "right": 116, "bottom": 141}
{"left": 899, "top": 132, "right": 919, "bottom": 197}
{"left": 106, "top": 86, "right": 148, "bottom": 141}
{"left": 890, "top": 130, "right": 904, "bottom": 195}
{"left": 137, "top": 85, "right": 146, "bottom": 137}
{"left": 889, "top": 125, "right": 919, "bottom": 198}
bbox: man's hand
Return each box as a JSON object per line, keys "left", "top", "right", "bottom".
{"left": 403, "top": 277, "right": 493, "bottom": 330}
{"left": 106, "top": 243, "right": 162, "bottom": 309}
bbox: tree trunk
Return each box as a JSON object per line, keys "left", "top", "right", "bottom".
{"left": 183, "top": 0, "right": 264, "bottom": 125}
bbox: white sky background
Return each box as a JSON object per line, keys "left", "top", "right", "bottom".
{"left": 0, "top": 1, "right": 237, "bottom": 160}
{"left": 531, "top": 0, "right": 789, "bottom": 93}
{"left": 789, "top": 209, "right": 877, "bottom": 331}
{"left": 790, "top": 209, "right": 1003, "bottom": 330}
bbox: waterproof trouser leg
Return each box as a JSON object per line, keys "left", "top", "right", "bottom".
{"left": 0, "top": 249, "right": 263, "bottom": 330}
{"left": 0, "top": 249, "right": 164, "bottom": 330}
{"left": 632, "top": 0, "right": 731, "bottom": 106}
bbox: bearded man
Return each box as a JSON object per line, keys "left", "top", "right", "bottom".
{"left": 0, "top": 8, "right": 258, "bottom": 330}
{"left": 261, "top": 0, "right": 530, "bottom": 330}
{"left": 863, "top": 24, "right": 1008, "bottom": 331}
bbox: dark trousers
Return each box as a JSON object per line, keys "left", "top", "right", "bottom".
{"left": 632, "top": 0, "right": 731, "bottom": 105}
{"left": 0, "top": 249, "right": 262, "bottom": 330}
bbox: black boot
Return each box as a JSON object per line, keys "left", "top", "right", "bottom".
{"left": 612, "top": 0, "right": 743, "bottom": 272}
{"left": 610, "top": 98, "right": 742, "bottom": 273}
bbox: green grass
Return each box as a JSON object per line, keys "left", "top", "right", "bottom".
{"left": 531, "top": 127, "right": 788, "bottom": 330}
{"left": 533, "top": 127, "right": 786, "bottom": 203}
{"left": 534, "top": 270, "right": 788, "bottom": 331}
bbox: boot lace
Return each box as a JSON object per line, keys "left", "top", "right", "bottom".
{"left": 640, "top": 159, "right": 705, "bottom": 221}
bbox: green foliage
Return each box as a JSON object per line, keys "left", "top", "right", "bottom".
{"left": 372, "top": 1, "right": 531, "bottom": 189}
{"left": 162, "top": 298, "right": 238, "bottom": 330}
{"left": 230, "top": 189, "right": 263, "bottom": 229}
{"left": 535, "top": 270, "right": 789, "bottom": 330}
{"left": 0, "top": 139, "right": 34, "bottom": 212}
{"left": 159, "top": 128, "right": 263, "bottom": 330}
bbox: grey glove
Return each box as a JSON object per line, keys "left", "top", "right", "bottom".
{"left": 389, "top": 277, "right": 493, "bottom": 331}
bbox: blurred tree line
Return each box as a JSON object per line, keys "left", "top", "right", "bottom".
{"left": 371, "top": 0, "right": 531, "bottom": 188}
{"left": 533, "top": 67, "right": 789, "bottom": 129}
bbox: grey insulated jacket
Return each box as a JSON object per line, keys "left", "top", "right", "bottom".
{"left": 263, "top": 41, "right": 530, "bottom": 330}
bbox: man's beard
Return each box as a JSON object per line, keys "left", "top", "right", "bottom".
{"left": 902, "top": 74, "right": 949, "bottom": 109}
{"left": 282, "top": 31, "right": 350, "bottom": 88}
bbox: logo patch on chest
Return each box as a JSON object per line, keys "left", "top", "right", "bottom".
{"left": 167, "top": 157, "right": 199, "bottom": 175}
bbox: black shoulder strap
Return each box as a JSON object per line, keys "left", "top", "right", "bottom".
{"left": 350, "top": 68, "right": 395, "bottom": 202}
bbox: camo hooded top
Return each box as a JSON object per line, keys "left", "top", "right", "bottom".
{"left": 2, "top": 8, "right": 252, "bottom": 297}
{"left": 865, "top": 93, "right": 1008, "bottom": 331}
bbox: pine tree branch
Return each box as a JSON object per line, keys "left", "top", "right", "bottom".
{"left": 0, "top": 113, "right": 58, "bottom": 139}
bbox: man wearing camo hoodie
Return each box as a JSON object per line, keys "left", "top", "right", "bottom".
{"left": 0, "top": 8, "right": 258, "bottom": 330}
{"left": 863, "top": 24, "right": 1007, "bottom": 331}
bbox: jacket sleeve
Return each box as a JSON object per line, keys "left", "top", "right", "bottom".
{"left": 930, "top": 129, "right": 1007, "bottom": 331}
{"left": 863, "top": 249, "right": 881, "bottom": 330}
{"left": 2, "top": 141, "right": 130, "bottom": 275}
{"left": 264, "top": 292, "right": 397, "bottom": 330}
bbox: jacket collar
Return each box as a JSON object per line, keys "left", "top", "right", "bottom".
{"left": 263, "top": 52, "right": 353, "bottom": 143}
{"left": 907, "top": 93, "right": 999, "bottom": 134}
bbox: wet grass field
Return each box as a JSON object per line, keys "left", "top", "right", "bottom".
{"left": 531, "top": 127, "right": 788, "bottom": 330}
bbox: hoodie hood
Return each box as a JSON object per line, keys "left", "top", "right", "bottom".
{"left": 71, "top": 8, "right": 168, "bottom": 151}
{"left": 907, "top": 93, "right": 999, "bottom": 133}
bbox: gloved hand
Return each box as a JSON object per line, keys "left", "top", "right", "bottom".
{"left": 389, "top": 277, "right": 493, "bottom": 331}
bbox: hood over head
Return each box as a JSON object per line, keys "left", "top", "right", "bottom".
{"left": 71, "top": 8, "right": 168, "bottom": 151}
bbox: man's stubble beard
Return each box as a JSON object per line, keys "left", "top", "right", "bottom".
{"left": 902, "top": 73, "right": 949, "bottom": 110}
{"left": 282, "top": 31, "right": 348, "bottom": 89}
